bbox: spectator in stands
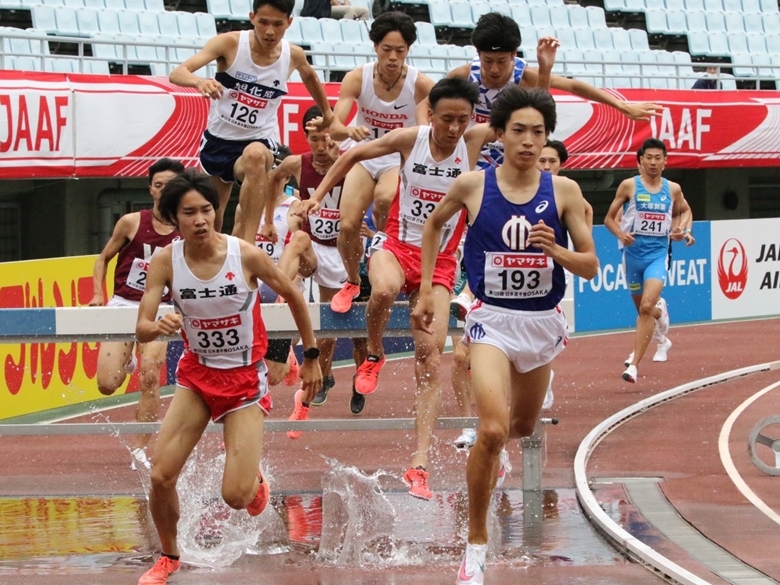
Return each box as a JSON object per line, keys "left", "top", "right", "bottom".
{"left": 301, "top": 0, "right": 369, "bottom": 20}
{"left": 88, "top": 157, "right": 184, "bottom": 473}
{"left": 169, "top": 0, "right": 334, "bottom": 240}
{"left": 430, "top": 13, "right": 659, "bottom": 169}
{"left": 692, "top": 66, "right": 722, "bottom": 90}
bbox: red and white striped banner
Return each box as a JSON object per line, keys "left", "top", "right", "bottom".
{"left": 0, "top": 71, "right": 777, "bottom": 178}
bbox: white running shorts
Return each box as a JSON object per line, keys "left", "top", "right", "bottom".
{"left": 312, "top": 241, "right": 348, "bottom": 290}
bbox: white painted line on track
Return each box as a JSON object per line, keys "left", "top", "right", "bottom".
{"left": 718, "top": 379, "right": 780, "bottom": 528}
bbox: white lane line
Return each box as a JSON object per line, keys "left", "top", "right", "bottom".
{"left": 718, "top": 379, "right": 780, "bottom": 527}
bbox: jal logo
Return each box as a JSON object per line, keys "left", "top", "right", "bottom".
{"left": 717, "top": 238, "right": 748, "bottom": 300}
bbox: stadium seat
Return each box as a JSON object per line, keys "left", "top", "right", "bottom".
{"left": 353, "top": 42, "right": 372, "bottom": 65}
{"left": 319, "top": 18, "right": 342, "bottom": 42}
{"left": 704, "top": 11, "right": 725, "bottom": 33}
{"left": 555, "top": 27, "right": 576, "bottom": 50}
{"left": 655, "top": 49, "right": 677, "bottom": 85}
{"left": 176, "top": 12, "right": 199, "bottom": 38}
{"left": 104, "top": 0, "right": 123, "bottom": 9}
{"left": 684, "top": 0, "right": 705, "bottom": 10}
{"left": 449, "top": 2, "right": 474, "bottom": 29}
{"left": 620, "top": 50, "right": 641, "bottom": 87}
{"left": 666, "top": 10, "right": 687, "bottom": 34}
{"left": 409, "top": 45, "right": 434, "bottom": 72}
{"left": 628, "top": 28, "right": 649, "bottom": 50}
{"left": 96, "top": 9, "right": 121, "bottom": 34}
{"left": 298, "top": 16, "right": 323, "bottom": 42}
{"left": 568, "top": 5, "right": 588, "bottom": 28}
{"left": 118, "top": 9, "right": 140, "bottom": 34}
{"left": 157, "top": 10, "right": 179, "bottom": 34}
{"left": 672, "top": 50, "right": 696, "bottom": 86}
{"left": 645, "top": 10, "right": 667, "bottom": 35}
{"left": 760, "top": 0, "right": 778, "bottom": 12}
{"left": 84, "top": 0, "right": 103, "bottom": 8}
{"left": 611, "top": 27, "right": 631, "bottom": 51}
{"left": 603, "top": 0, "right": 626, "bottom": 10}
{"left": 593, "top": 28, "right": 613, "bottom": 50}
{"left": 91, "top": 31, "right": 119, "bottom": 58}
{"left": 64, "top": 0, "right": 84, "bottom": 6}
{"left": 623, "top": 0, "right": 644, "bottom": 12}
{"left": 447, "top": 44, "right": 471, "bottom": 70}
{"left": 727, "top": 32, "right": 748, "bottom": 54}
{"left": 292, "top": 0, "right": 303, "bottom": 16}
{"left": 722, "top": 0, "right": 740, "bottom": 11}
{"left": 574, "top": 28, "right": 595, "bottom": 49}
{"left": 309, "top": 40, "right": 331, "bottom": 73}
{"left": 746, "top": 32, "right": 766, "bottom": 53}
{"left": 331, "top": 42, "right": 357, "bottom": 70}
{"left": 194, "top": 12, "right": 217, "bottom": 38}
{"left": 645, "top": 0, "right": 665, "bottom": 11}
{"left": 137, "top": 10, "right": 159, "bottom": 34}
{"left": 602, "top": 48, "right": 626, "bottom": 87}
{"left": 229, "top": 0, "right": 250, "bottom": 18}
{"left": 687, "top": 30, "right": 709, "bottom": 54}
{"left": 493, "top": 3, "right": 512, "bottom": 17}
{"left": 471, "top": 1, "right": 491, "bottom": 23}
{"left": 708, "top": 32, "right": 728, "bottom": 54}
{"left": 31, "top": 5, "right": 58, "bottom": 34}
{"left": 427, "top": 0, "right": 453, "bottom": 28}
{"left": 75, "top": 6, "right": 100, "bottom": 34}
{"left": 561, "top": 48, "right": 587, "bottom": 76}
{"left": 743, "top": 12, "right": 762, "bottom": 33}
{"left": 414, "top": 21, "right": 437, "bottom": 46}
{"left": 762, "top": 13, "right": 780, "bottom": 33}
{"left": 724, "top": 12, "right": 743, "bottom": 32}
{"left": 427, "top": 43, "right": 449, "bottom": 73}
{"left": 530, "top": 5, "right": 552, "bottom": 27}
{"left": 686, "top": 11, "right": 706, "bottom": 32}
{"left": 284, "top": 16, "right": 303, "bottom": 43}
{"left": 45, "top": 56, "right": 78, "bottom": 72}
{"left": 702, "top": 0, "right": 722, "bottom": 11}
{"left": 207, "top": 0, "right": 231, "bottom": 18}
{"left": 586, "top": 6, "right": 607, "bottom": 28}
{"left": 547, "top": 4, "right": 568, "bottom": 28}
{"left": 731, "top": 53, "right": 752, "bottom": 77}
{"left": 124, "top": 0, "right": 143, "bottom": 10}
{"left": 85, "top": 58, "right": 110, "bottom": 73}
{"left": 511, "top": 4, "right": 530, "bottom": 26}
{"left": 145, "top": 0, "right": 163, "bottom": 9}
{"left": 766, "top": 33, "right": 780, "bottom": 54}
{"left": 350, "top": 0, "right": 372, "bottom": 20}
{"left": 750, "top": 53, "right": 773, "bottom": 84}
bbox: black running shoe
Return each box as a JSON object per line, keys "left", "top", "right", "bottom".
{"left": 311, "top": 375, "right": 335, "bottom": 406}
{"left": 349, "top": 375, "right": 365, "bottom": 415}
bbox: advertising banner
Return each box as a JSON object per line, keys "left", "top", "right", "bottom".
{"left": 574, "top": 222, "right": 711, "bottom": 333}
{"left": 711, "top": 218, "right": 780, "bottom": 320}
{"left": 2, "top": 71, "right": 780, "bottom": 178}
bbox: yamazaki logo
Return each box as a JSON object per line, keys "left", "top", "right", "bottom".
{"left": 717, "top": 238, "right": 748, "bottom": 300}
{"left": 0, "top": 277, "right": 99, "bottom": 395}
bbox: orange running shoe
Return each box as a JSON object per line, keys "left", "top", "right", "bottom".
{"left": 138, "top": 555, "right": 181, "bottom": 585}
{"left": 403, "top": 466, "right": 433, "bottom": 500}
{"left": 283, "top": 347, "right": 300, "bottom": 386}
{"left": 330, "top": 281, "right": 361, "bottom": 313}
{"left": 286, "top": 389, "right": 310, "bottom": 440}
{"left": 247, "top": 467, "right": 270, "bottom": 516}
{"left": 354, "top": 354, "right": 386, "bottom": 395}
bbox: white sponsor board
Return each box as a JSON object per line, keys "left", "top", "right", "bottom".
{"left": 711, "top": 218, "right": 780, "bottom": 320}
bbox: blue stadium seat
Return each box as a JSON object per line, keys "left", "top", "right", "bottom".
{"left": 471, "top": 2, "right": 491, "bottom": 24}
{"left": 762, "top": 13, "right": 780, "bottom": 34}
{"left": 586, "top": 6, "right": 607, "bottom": 28}
{"left": 2, "top": 0, "right": 23, "bottom": 7}
{"left": 158, "top": 10, "right": 179, "bottom": 34}
{"left": 118, "top": 9, "right": 140, "bottom": 33}
{"left": 176, "top": 12, "right": 199, "bottom": 37}
{"left": 309, "top": 40, "right": 331, "bottom": 72}
{"left": 519, "top": 25, "right": 537, "bottom": 52}
{"left": 64, "top": 0, "right": 84, "bottom": 6}
{"left": 511, "top": 5, "right": 531, "bottom": 26}
{"left": 731, "top": 52, "right": 752, "bottom": 77}
{"left": 285, "top": 18, "right": 303, "bottom": 44}
{"left": 414, "top": 21, "right": 437, "bottom": 46}
{"left": 555, "top": 27, "right": 576, "bottom": 49}
{"left": 727, "top": 31, "right": 748, "bottom": 53}
{"left": 530, "top": 5, "right": 551, "bottom": 27}
{"left": 766, "top": 33, "right": 780, "bottom": 54}
{"left": 350, "top": 0, "right": 372, "bottom": 20}
{"left": 449, "top": 2, "right": 474, "bottom": 29}
{"left": 655, "top": 49, "right": 676, "bottom": 85}
{"left": 75, "top": 7, "right": 100, "bottom": 34}
{"left": 708, "top": 32, "right": 728, "bottom": 54}
{"left": 742, "top": 0, "right": 760, "bottom": 10}
{"left": 138, "top": 10, "right": 160, "bottom": 34}
{"left": 568, "top": 5, "right": 588, "bottom": 28}
{"left": 319, "top": 18, "right": 342, "bottom": 42}
{"left": 686, "top": 11, "right": 706, "bottom": 32}
{"left": 628, "top": 28, "right": 649, "bottom": 50}
{"left": 84, "top": 0, "right": 103, "bottom": 8}
{"left": 620, "top": 50, "right": 641, "bottom": 87}
{"left": 103, "top": 0, "right": 123, "bottom": 9}
{"left": 85, "top": 58, "right": 110, "bottom": 73}
{"left": 593, "top": 27, "right": 613, "bottom": 49}
{"left": 97, "top": 9, "right": 120, "bottom": 33}
{"left": 702, "top": 0, "right": 721, "bottom": 10}
{"left": 124, "top": 0, "right": 143, "bottom": 10}
{"left": 724, "top": 12, "right": 743, "bottom": 32}
{"left": 623, "top": 0, "right": 644, "bottom": 11}
{"left": 705, "top": 11, "right": 725, "bottom": 33}
{"left": 207, "top": 0, "right": 231, "bottom": 18}
{"left": 746, "top": 33, "right": 766, "bottom": 53}
{"left": 684, "top": 0, "right": 704, "bottom": 8}
{"left": 644, "top": 10, "right": 666, "bottom": 34}
{"left": 409, "top": 44, "right": 433, "bottom": 72}
{"left": 548, "top": 4, "right": 569, "bottom": 28}
{"left": 229, "top": 0, "right": 250, "bottom": 18}
{"left": 760, "top": 0, "right": 778, "bottom": 12}
{"left": 447, "top": 44, "right": 472, "bottom": 69}
{"left": 292, "top": 0, "right": 303, "bottom": 16}
{"left": 743, "top": 13, "right": 762, "bottom": 33}
{"left": 561, "top": 48, "right": 587, "bottom": 76}
{"left": 427, "top": 0, "right": 453, "bottom": 28}
{"left": 750, "top": 53, "right": 773, "bottom": 84}
{"left": 666, "top": 10, "right": 687, "bottom": 34}
{"left": 611, "top": 27, "right": 631, "bottom": 51}
{"left": 574, "top": 28, "right": 595, "bottom": 49}
{"left": 145, "top": 0, "right": 163, "bottom": 10}
{"left": 44, "top": 57, "right": 77, "bottom": 72}
{"left": 493, "top": 3, "right": 513, "bottom": 17}
{"left": 298, "top": 16, "right": 323, "bottom": 42}
{"left": 722, "top": 0, "right": 740, "bottom": 11}
{"left": 353, "top": 42, "right": 372, "bottom": 65}
{"left": 602, "top": 48, "right": 627, "bottom": 88}
{"left": 342, "top": 19, "right": 370, "bottom": 46}
{"left": 687, "top": 30, "right": 709, "bottom": 54}
{"left": 603, "top": 0, "right": 626, "bottom": 10}
{"left": 31, "top": 5, "right": 58, "bottom": 34}
{"left": 91, "top": 31, "right": 119, "bottom": 58}
{"left": 331, "top": 42, "right": 356, "bottom": 70}
{"left": 427, "top": 43, "right": 449, "bottom": 73}
{"left": 672, "top": 50, "right": 696, "bottom": 86}
{"left": 645, "top": 0, "right": 664, "bottom": 11}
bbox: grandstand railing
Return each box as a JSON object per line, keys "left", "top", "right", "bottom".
{"left": 0, "top": 28, "right": 776, "bottom": 89}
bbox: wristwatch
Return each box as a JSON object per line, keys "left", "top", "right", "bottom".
{"left": 303, "top": 347, "right": 320, "bottom": 360}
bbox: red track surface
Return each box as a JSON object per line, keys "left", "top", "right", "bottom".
{"left": 1, "top": 317, "right": 778, "bottom": 584}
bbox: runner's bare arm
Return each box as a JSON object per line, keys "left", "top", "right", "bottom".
{"left": 136, "top": 248, "right": 181, "bottom": 343}
{"left": 169, "top": 33, "right": 236, "bottom": 98}
{"left": 604, "top": 178, "right": 635, "bottom": 246}
{"left": 89, "top": 213, "right": 138, "bottom": 306}
{"left": 329, "top": 69, "right": 369, "bottom": 142}
{"left": 290, "top": 45, "right": 334, "bottom": 128}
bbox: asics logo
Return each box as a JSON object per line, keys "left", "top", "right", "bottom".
{"left": 469, "top": 322, "right": 485, "bottom": 340}
{"left": 535, "top": 200, "right": 549, "bottom": 214}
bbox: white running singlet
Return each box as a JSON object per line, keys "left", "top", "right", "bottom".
{"left": 255, "top": 198, "right": 294, "bottom": 263}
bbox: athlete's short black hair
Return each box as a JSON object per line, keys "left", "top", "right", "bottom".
{"left": 472, "top": 13, "right": 521, "bottom": 54}
{"left": 148, "top": 158, "right": 185, "bottom": 184}
{"left": 489, "top": 87, "right": 556, "bottom": 135}
{"left": 369, "top": 11, "right": 417, "bottom": 46}
{"left": 159, "top": 169, "right": 220, "bottom": 226}
{"left": 544, "top": 139, "right": 568, "bottom": 164}
{"left": 637, "top": 138, "right": 667, "bottom": 162}
{"left": 429, "top": 77, "right": 480, "bottom": 110}
{"left": 303, "top": 105, "right": 323, "bottom": 136}
{"left": 253, "top": 0, "right": 294, "bottom": 17}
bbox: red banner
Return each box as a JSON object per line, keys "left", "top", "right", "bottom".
{"left": 0, "top": 71, "right": 778, "bottom": 178}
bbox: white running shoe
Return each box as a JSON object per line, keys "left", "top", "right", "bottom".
{"left": 542, "top": 370, "right": 554, "bottom": 410}
{"left": 453, "top": 427, "right": 477, "bottom": 451}
{"left": 130, "top": 447, "right": 151, "bottom": 471}
{"left": 450, "top": 293, "right": 473, "bottom": 322}
{"left": 457, "top": 543, "right": 487, "bottom": 585}
{"left": 624, "top": 352, "right": 634, "bottom": 368}
{"left": 124, "top": 353, "right": 138, "bottom": 375}
{"left": 622, "top": 364, "right": 637, "bottom": 383}
{"left": 496, "top": 448, "right": 511, "bottom": 488}
{"left": 654, "top": 297, "right": 670, "bottom": 337}
{"left": 653, "top": 337, "right": 672, "bottom": 362}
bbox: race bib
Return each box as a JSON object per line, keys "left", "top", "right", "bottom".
{"left": 126, "top": 258, "right": 149, "bottom": 292}
{"left": 401, "top": 186, "right": 444, "bottom": 226}
{"left": 255, "top": 236, "right": 279, "bottom": 262}
{"left": 186, "top": 314, "right": 251, "bottom": 356}
{"left": 221, "top": 91, "right": 268, "bottom": 131}
{"left": 633, "top": 211, "right": 668, "bottom": 237}
{"left": 483, "top": 252, "right": 553, "bottom": 299}
{"left": 310, "top": 208, "right": 341, "bottom": 240}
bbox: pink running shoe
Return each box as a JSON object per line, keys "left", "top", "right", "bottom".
{"left": 403, "top": 466, "right": 433, "bottom": 500}
{"left": 330, "top": 281, "right": 361, "bottom": 313}
{"left": 286, "top": 389, "right": 310, "bottom": 440}
{"left": 354, "top": 354, "right": 386, "bottom": 395}
{"left": 138, "top": 555, "right": 181, "bottom": 585}
{"left": 246, "top": 468, "right": 270, "bottom": 516}
{"left": 282, "top": 347, "right": 300, "bottom": 386}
